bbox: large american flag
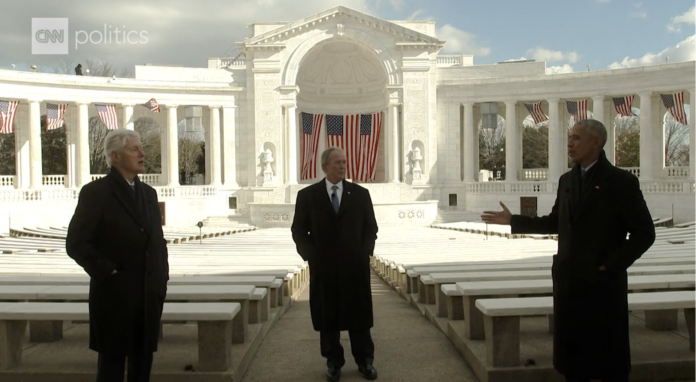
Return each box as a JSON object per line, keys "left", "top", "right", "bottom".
{"left": 660, "top": 92, "right": 688, "bottom": 125}
{"left": 327, "top": 114, "right": 361, "bottom": 180}
{"left": 356, "top": 112, "right": 382, "bottom": 182}
{"left": 300, "top": 112, "right": 323, "bottom": 180}
{"left": 566, "top": 99, "right": 588, "bottom": 120}
{"left": 611, "top": 96, "right": 636, "bottom": 117}
{"left": 46, "top": 103, "right": 68, "bottom": 130}
{"left": 523, "top": 102, "right": 548, "bottom": 124}
{"left": 95, "top": 104, "right": 119, "bottom": 130}
{"left": 0, "top": 100, "right": 19, "bottom": 134}
{"left": 139, "top": 98, "right": 160, "bottom": 113}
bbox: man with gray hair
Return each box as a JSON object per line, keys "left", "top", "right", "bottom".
{"left": 482, "top": 119, "right": 655, "bottom": 382}
{"left": 67, "top": 129, "right": 169, "bottom": 382}
{"left": 291, "top": 147, "right": 379, "bottom": 381}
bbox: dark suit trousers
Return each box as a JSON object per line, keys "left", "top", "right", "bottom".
{"left": 320, "top": 329, "right": 374, "bottom": 368}
{"left": 96, "top": 302, "right": 152, "bottom": 382}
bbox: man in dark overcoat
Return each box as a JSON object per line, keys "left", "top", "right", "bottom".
{"left": 66, "top": 129, "right": 169, "bottom": 382}
{"left": 482, "top": 119, "right": 655, "bottom": 382}
{"left": 291, "top": 147, "right": 379, "bottom": 381}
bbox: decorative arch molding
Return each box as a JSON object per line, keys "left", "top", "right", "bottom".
{"left": 282, "top": 27, "right": 399, "bottom": 88}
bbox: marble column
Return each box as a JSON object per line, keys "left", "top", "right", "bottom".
{"left": 463, "top": 102, "right": 475, "bottom": 182}
{"left": 14, "top": 103, "right": 29, "bottom": 189}
{"left": 222, "top": 106, "right": 239, "bottom": 188}
{"left": 547, "top": 98, "right": 561, "bottom": 182}
{"left": 285, "top": 104, "right": 298, "bottom": 185}
{"left": 389, "top": 103, "right": 400, "bottom": 183}
{"left": 639, "top": 93, "right": 652, "bottom": 179}
{"left": 122, "top": 104, "right": 134, "bottom": 130}
{"left": 504, "top": 100, "right": 518, "bottom": 181}
{"left": 65, "top": 105, "right": 76, "bottom": 188}
{"left": 209, "top": 106, "right": 222, "bottom": 186}
{"left": 602, "top": 98, "right": 615, "bottom": 165}
{"left": 690, "top": 90, "right": 695, "bottom": 180}
{"left": 75, "top": 102, "right": 90, "bottom": 187}
{"left": 166, "top": 105, "right": 179, "bottom": 187}
{"left": 28, "top": 100, "right": 42, "bottom": 189}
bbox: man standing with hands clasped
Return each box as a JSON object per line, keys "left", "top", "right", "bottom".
{"left": 291, "top": 147, "right": 379, "bottom": 381}
{"left": 481, "top": 119, "right": 655, "bottom": 382}
{"left": 67, "top": 129, "right": 169, "bottom": 382}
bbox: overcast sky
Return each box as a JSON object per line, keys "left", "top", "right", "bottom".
{"left": 1, "top": 0, "right": 693, "bottom": 75}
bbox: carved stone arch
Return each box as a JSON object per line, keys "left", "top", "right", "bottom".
{"left": 282, "top": 27, "right": 398, "bottom": 88}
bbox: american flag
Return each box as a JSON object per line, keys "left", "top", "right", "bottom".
{"left": 611, "top": 96, "right": 636, "bottom": 117}
{"left": 95, "top": 104, "right": 119, "bottom": 130}
{"left": 660, "top": 92, "right": 688, "bottom": 125}
{"left": 566, "top": 100, "right": 588, "bottom": 120}
{"left": 0, "top": 100, "right": 19, "bottom": 134}
{"left": 523, "top": 102, "right": 548, "bottom": 124}
{"left": 139, "top": 98, "right": 160, "bottom": 113}
{"left": 300, "top": 112, "right": 323, "bottom": 180}
{"left": 46, "top": 103, "right": 68, "bottom": 130}
{"left": 326, "top": 114, "right": 361, "bottom": 180}
{"left": 356, "top": 112, "right": 382, "bottom": 182}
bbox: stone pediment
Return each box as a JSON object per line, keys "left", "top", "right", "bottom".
{"left": 242, "top": 6, "right": 444, "bottom": 49}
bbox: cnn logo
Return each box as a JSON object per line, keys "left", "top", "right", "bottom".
{"left": 32, "top": 18, "right": 68, "bottom": 55}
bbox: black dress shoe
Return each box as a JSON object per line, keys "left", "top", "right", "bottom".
{"left": 358, "top": 364, "right": 378, "bottom": 380}
{"left": 326, "top": 365, "right": 341, "bottom": 381}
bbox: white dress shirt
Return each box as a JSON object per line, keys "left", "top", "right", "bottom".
{"left": 325, "top": 179, "right": 343, "bottom": 205}
{"left": 582, "top": 159, "right": 599, "bottom": 174}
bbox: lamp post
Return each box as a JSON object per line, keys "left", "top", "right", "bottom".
{"left": 197, "top": 221, "right": 203, "bottom": 244}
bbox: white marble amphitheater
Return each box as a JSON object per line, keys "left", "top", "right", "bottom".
{"left": 0, "top": 6, "right": 694, "bottom": 231}
{"left": 0, "top": 7, "right": 694, "bottom": 381}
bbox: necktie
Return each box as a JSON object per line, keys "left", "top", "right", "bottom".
{"left": 129, "top": 184, "right": 136, "bottom": 196}
{"left": 331, "top": 185, "right": 339, "bottom": 213}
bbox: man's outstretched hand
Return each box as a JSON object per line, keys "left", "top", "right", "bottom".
{"left": 481, "top": 202, "right": 512, "bottom": 225}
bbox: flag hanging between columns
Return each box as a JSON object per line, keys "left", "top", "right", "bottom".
{"left": 660, "top": 92, "right": 688, "bottom": 125}
{"left": 95, "top": 104, "right": 119, "bottom": 130}
{"left": 356, "top": 112, "right": 382, "bottom": 182}
{"left": 0, "top": 100, "right": 19, "bottom": 134}
{"left": 523, "top": 102, "right": 548, "bottom": 124}
{"left": 46, "top": 103, "right": 68, "bottom": 130}
{"left": 566, "top": 99, "right": 588, "bottom": 120}
{"left": 326, "top": 114, "right": 361, "bottom": 180}
{"left": 300, "top": 112, "right": 323, "bottom": 180}
{"left": 139, "top": 98, "right": 160, "bottom": 113}
{"left": 611, "top": 96, "right": 636, "bottom": 117}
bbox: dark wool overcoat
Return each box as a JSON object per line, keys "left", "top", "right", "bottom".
{"left": 291, "top": 179, "right": 378, "bottom": 331}
{"left": 66, "top": 169, "right": 169, "bottom": 356}
{"left": 510, "top": 151, "right": 655, "bottom": 379}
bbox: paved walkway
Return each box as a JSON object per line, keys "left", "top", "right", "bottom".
{"left": 241, "top": 272, "right": 478, "bottom": 382}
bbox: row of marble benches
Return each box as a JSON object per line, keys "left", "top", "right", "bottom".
{"left": 372, "top": 253, "right": 696, "bottom": 367}
{"left": 0, "top": 274, "right": 300, "bottom": 372}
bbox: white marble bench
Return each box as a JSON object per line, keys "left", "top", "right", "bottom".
{"left": 0, "top": 302, "right": 240, "bottom": 371}
{"left": 0, "top": 284, "right": 257, "bottom": 344}
{"left": 419, "top": 265, "right": 696, "bottom": 306}
{"left": 447, "top": 274, "right": 695, "bottom": 341}
{"left": 474, "top": 291, "right": 696, "bottom": 367}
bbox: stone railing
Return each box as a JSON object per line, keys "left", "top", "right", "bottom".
{"left": 155, "top": 186, "right": 218, "bottom": 199}
{"left": 210, "top": 57, "right": 246, "bottom": 69}
{"left": 436, "top": 55, "right": 473, "bottom": 67}
{"left": 0, "top": 185, "right": 217, "bottom": 202}
{"left": 42, "top": 175, "right": 65, "bottom": 187}
{"left": 521, "top": 168, "right": 548, "bottom": 181}
{"left": 91, "top": 174, "right": 162, "bottom": 186}
{"left": 640, "top": 181, "right": 695, "bottom": 194}
{"left": 0, "top": 176, "right": 13, "bottom": 188}
{"left": 663, "top": 166, "right": 690, "bottom": 178}
{"left": 465, "top": 182, "right": 557, "bottom": 194}
{"left": 621, "top": 167, "right": 640, "bottom": 177}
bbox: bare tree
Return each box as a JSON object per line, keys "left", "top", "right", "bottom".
{"left": 615, "top": 112, "right": 641, "bottom": 168}
{"left": 89, "top": 117, "right": 110, "bottom": 174}
{"left": 85, "top": 59, "right": 116, "bottom": 77}
{"left": 179, "top": 132, "right": 204, "bottom": 184}
{"left": 52, "top": 57, "right": 74, "bottom": 74}
{"left": 134, "top": 118, "right": 161, "bottom": 173}
{"left": 478, "top": 115, "right": 506, "bottom": 171}
{"left": 664, "top": 110, "right": 690, "bottom": 167}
